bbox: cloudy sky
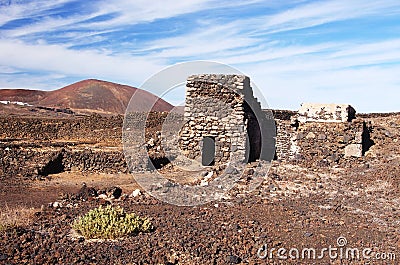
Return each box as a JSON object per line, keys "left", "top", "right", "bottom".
{"left": 0, "top": 0, "right": 399, "bottom": 112}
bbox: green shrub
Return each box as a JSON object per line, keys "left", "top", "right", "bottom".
{"left": 72, "top": 205, "right": 153, "bottom": 239}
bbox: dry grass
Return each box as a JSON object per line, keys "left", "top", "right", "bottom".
{"left": 0, "top": 205, "right": 36, "bottom": 231}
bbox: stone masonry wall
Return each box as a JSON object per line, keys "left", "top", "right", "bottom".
{"left": 0, "top": 145, "right": 127, "bottom": 180}
{"left": 275, "top": 119, "right": 298, "bottom": 160}
{"left": 0, "top": 114, "right": 123, "bottom": 143}
{"left": 0, "top": 114, "right": 173, "bottom": 179}
{"left": 274, "top": 104, "right": 373, "bottom": 166}
{"left": 294, "top": 119, "right": 369, "bottom": 166}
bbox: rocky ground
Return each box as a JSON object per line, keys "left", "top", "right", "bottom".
{"left": 0, "top": 112, "right": 399, "bottom": 264}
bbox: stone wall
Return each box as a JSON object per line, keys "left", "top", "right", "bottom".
{"left": 0, "top": 113, "right": 169, "bottom": 179}
{"left": 179, "top": 74, "right": 247, "bottom": 164}
{"left": 62, "top": 149, "right": 126, "bottom": 173}
{"left": 274, "top": 103, "right": 373, "bottom": 165}
{"left": 0, "top": 144, "right": 127, "bottom": 180}
{"left": 293, "top": 119, "right": 371, "bottom": 166}
{"left": 0, "top": 114, "right": 124, "bottom": 143}
{"left": 275, "top": 119, "right": 299, "bottom": 160}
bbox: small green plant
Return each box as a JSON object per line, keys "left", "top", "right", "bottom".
{"left": 72, "top": 205, "right": 153, "bottom": 239}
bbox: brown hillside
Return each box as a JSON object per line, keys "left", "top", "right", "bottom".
{"left": 0, "top": 89, "right": 47, "bottom": 103}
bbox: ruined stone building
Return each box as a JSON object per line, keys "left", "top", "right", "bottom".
{"left": 177, "top": 74, "right": 372, "bottom": 168}
{"left": 178, "top": 74, "right": 276, "bottom": 167}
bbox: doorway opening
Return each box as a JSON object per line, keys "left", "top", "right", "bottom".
{"left": 202, "top": 136, "right": 215, "bottom": 166}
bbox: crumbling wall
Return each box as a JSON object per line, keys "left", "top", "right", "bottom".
{"left": 0, "top": 115, "right": 131, "bottom": 179}
{"left": 275, "top": 119, "right": 298, "bottom": 160}
{"left": 0, "top": 145, "right": 128, "bottom": 179}
{"left": 0, "top": 103, "right": 376, "bottom": 180}
{"left": 62, "top": 149, "right": 126, "bottom": 173}
{"left": 294, "top": 119, "right": 369, "bottom": 166}
{"left": 0, "top": 112, "right": 185, "bottom": 178}
{"left": 0, "top": 115, "right": 124, "bottom": 143}
{"left": 274, "top": 103, "right": 373, "bottom": 166}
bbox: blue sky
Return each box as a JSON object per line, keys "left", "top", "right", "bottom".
{"left": 0, "top": 0, "right": 399, "bottom": 112}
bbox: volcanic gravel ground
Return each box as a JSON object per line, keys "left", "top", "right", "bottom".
{"left": 1, "top": 173, "right": 399, "bottom": 265}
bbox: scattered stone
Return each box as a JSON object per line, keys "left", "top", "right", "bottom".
{"left": 304, "top": 232, "right": 313, "bottom": 237}
{"left": 108, "top": 187, "right": 122, "bottom": 199}
{"left": 344, "top": 144, "right": 362, "bottom": 158}
{"left": 0, "top": 254, "right": 8, "bottom": 261}
{"left": 52, "top": 201, "right": 62, "bottom": 208}
{"left": 226, "top": 255, "right": 241, "bottom": 264}
{"left": 98, "top": 194, "right": 108, "bottom": 200}
{"left": 384, "top": 130, "right": 392, "bottom": 137}
{"left": 76, "top": 183, "right": 98, "bottom": 200}
{"left": 204, "top": 171, "right": 213, "bottom": 180}
{"left": 131, "top": 189, "right": 141, "bottom": 198}
{"left": 147, "top": 138, "right": 155, "bottom": 147}
{"left": 306, "top": 132, "right": 316, "bottom": 139}
{"left": 327, "top": 154, "right": 339, "bottom": 163}
{"left": 200, "top": 180, "right": 209, "bottom": 187}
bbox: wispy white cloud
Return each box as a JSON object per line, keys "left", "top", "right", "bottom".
{"left": 0, "top": 39, "right": 166, "bottom": 87}
{"left": 0, "top": 72, "right": 67, "bottom": 90}
{"left": 0, "top": 0, "right": 73, "bottom": 25}
{"left": 86, "top": 0, "right": 274, "bottom": 30}
{"left": 239, "top": 40, "right": 400, "bottom": 113}
{"left": 1, "top": 0, "right": 266, "bottom": 39}
{"left": 2, "top": 13, "right": 103, "bottom": 39}
{"left": 142, "top": 23, "right": 259, "bottom": 59}
{"left": 130, "top": 0, "right": 400, "bottom": 63}
{"left": 257, "top": 0, "right": 400, "bottom": 34}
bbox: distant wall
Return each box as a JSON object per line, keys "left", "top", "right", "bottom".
{"left": 0, "top": 113, "right": 185, "bottom": 179}
{"left": 292, "top": 119, "right": 371, "bottom": 166}
{"left": 0, "top": 146, "right": 127, "bottom": 179}
{"left": 0, "top": 114, "right": 124, "bottom": 143}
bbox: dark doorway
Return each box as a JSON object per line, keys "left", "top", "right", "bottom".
{"left": 202, "top": 136, "right": 215, "bottom": 166}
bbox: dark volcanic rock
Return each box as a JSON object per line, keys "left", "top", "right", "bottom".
{"left": 75, "top": 183, "right": 98, "bottom": 200}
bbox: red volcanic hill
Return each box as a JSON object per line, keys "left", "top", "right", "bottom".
{"left": 0, "top": 79, "right": 173, "bottom": 114}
